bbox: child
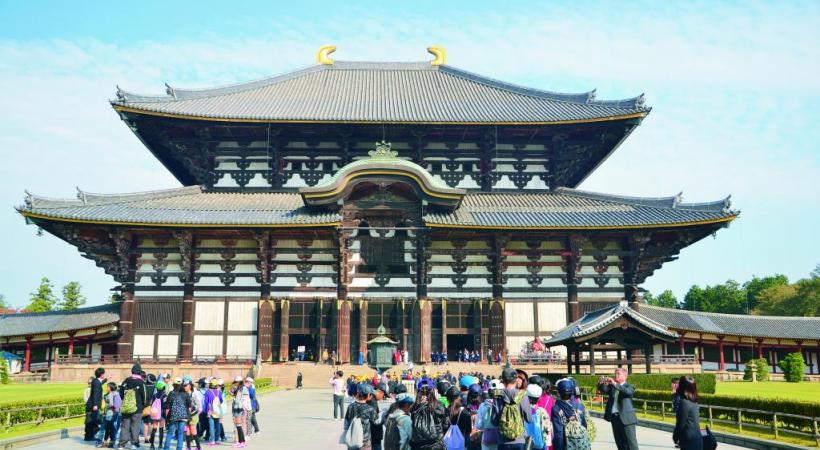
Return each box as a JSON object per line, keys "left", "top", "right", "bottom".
{"left": 100, "top": 382, "right": 121, "bottom": 448}
{"left": 149, "top": 381, "right": 167, "bottom": 450}
{"left": 525, "top": 385, "right": 551, "bottom": 450}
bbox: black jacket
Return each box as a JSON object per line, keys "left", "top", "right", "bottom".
{"left": 119, "top": 375, "right": 147, "bottom": 415}
{"left": 86, "top": 378, "right": 103, "bottom": 411}
{"left": 345, "top": 401, "right": 379, "bottom": 444}
{"left": 601, "top": 382, "right": 637, "bottom": 426}
{"left": 409, "top": 400, "right": 447, "bottom": 450}
{"left": 551, "top": 399, "right": 587, "bottom": 450}
{"left": 673, "top": 398, "right": 702, "bottom": 447}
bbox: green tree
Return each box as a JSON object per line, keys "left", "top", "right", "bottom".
{"left": 682, "top": 280, "right": 746, "bottom": 313}
{"left": 59, "top": 281, "right": 86, "bottom": 310}
{"left": 0, "top": 294, "right": 9, "bottom": 309}
{"left": 0, "top": 357, "right": 9, "bottom": 384}
{"left": 811, "top": 263, "right": 820, "bottom": 279}
{"left": 778, "top": 352, "right": 806, "bottom": 382}
{"left": 755, "top": 277, "right": 819, "bottom": 317}
{"left": 743, "top": 274, "right": 788, "bottom": 313}
{"left": 27, "top": 277, "right": 57, "bottom": 312}
{"left": 109, "top": 293, "right": 123, "bottom": 304}
{"left": 644, "top": 290, "right": 678, "bottom": 308}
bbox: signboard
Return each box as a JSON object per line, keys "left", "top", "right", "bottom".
{"left": 297, "top": 346, "right": 306, "bottom": 353}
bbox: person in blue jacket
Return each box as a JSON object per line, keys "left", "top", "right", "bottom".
{"left": 551, "top": 378, "right": 587, "bottom": 450}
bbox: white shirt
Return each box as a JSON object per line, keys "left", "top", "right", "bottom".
{"left": 330, "top": 377, "right": 345, "bottom": 396}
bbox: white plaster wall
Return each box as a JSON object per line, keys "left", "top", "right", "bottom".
{"left": 133, "top": 334, "right": 155, "bottom": 357}
{"left": 505, "top": 302, "right": 535, "bottom": 332}
{"left": 506, "top": 336, "right": 533, "bottom": 354}
{"left": 227, "top": 336, "right": 257, "bottom": 358}
{"left": 537, "top": 303, "right": 567, "bottom": 333}
{"left": 194, "top": 302, "right": 225, "bottom": 331}
{"left": 228, "top": 302, "right": 258, "bottom": 331}
{"left": 157, "top": 335, "right": 179, "bottom": 356}
{"left": 193, "top": 336, "right": 223, "bottom": 357}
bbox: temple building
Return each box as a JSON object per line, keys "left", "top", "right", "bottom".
{"left": 16, "top": 46, "right": 740, "bottom": 365}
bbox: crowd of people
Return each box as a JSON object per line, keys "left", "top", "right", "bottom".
{"left": 83, "top": 363, "right": 261, "bottom": 450}
{"left": 333, "top": 366, "right": 593, "bottom": 450}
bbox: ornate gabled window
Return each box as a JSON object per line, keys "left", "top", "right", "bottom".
{"left": 358, "top": 234, "right": 408, "bottom": 275}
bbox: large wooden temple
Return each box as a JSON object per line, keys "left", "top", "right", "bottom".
{"left": 17, "top": 46, "right": 738, "bottom": 365}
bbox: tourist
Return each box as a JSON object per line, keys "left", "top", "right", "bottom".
{"left": 492, "top": 367, "right": 531, "bottom": 450}
{"left": 384, "top": 393, "right": 415, "bottom": 450}
{"left": 330, "top": 370, "right": 346, "bottom": 420}
{"left": 296, "top": 371, "right": 303, "bottom": 390}
{"left": 444, "top": 393, "right": 471, "bottom": 450}
{"left": 217, "top": 379, "right": 227, "bottom": 442}
{"left": 551, "top": 379, "right": 588, "bottom": 450}
{"left": 673, "top": 376, "right": 701, "bottom": 450}
{"left": 343, "top": 383, "right": 380, "bottom": 450}
{"left": 368, "top": 383, "right": 391, "bottom": 450}
{"left": 183, "top": 380, "right": 202, "bottom": 450}
{"left": 204, "top": 379, "right": 223, "bottom": 446}
{"left": 196, "top": 379, "right": 209, "bottom": 439}
{"left": 524, "top": 385, "right": 551, "bottom": 450}
{"left": 409, "top": 377, "right": 447, "bottom": 450}
{"left": 487, "top": 349, "right": 493, "bottom": 366}
{"left": 85, "top": 367, "right": 106, "bottom": 442}
{"left": 671, "top": 378, "right": 681, "bottom": 413}
{"left": 230, "top": 376, "right": 248, "bottom": 448}
{"left": 436, "top": 380, "right": 452, "bottom": 408}
{"left": 148, "top": 380, "right": 167, "bottom": 449}
{"left": 403, "top": 349, "right": 409, "bottom": 365}
{"left": 476, "top": 379, "right": 503, "bottom": 450}
{"left": 162, "top": 379, "right": 191, "bottom": 450}
{"left": 245, "top": 377, "right": 260, "bottom": 435}
{"left": 359, "top": 350, "right": 365, "bottom": 366}
{"left": 100, "top": 382, "right": 122, "bottom": 448}
{"left": 119, "top": 363, "right": 147, "bottom": 450}
{"left": 599, "top": 368, "right": 638, "bottom": 450}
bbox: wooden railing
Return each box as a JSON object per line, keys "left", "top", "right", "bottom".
{"left": 53, "top": 354, "right": 254, "bottom": 365}
{"left": 580, "top": 392, "right": 820, "bottom": 446}
{"left": 2, "top": 402, "right": 85, "bottom": 430}
{"left": 510, "top": 353, "right": 696, "bottom": 366}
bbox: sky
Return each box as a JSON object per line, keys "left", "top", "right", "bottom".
{"left": 0, "top": 1, "right": 818, "bottom": 308}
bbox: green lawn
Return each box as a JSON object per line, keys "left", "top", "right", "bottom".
{"left": 716, "top": 381, "right": 820, "bottom": 401}
{"left": 0, "top": 383, "right": 86, "bottom": 405}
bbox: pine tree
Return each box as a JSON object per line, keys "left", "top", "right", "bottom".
{"left": 27, "top": 277, "right": 57, "bottom": 312}
{"left": 59, "top": 281, "right": 86, "bottom": 310}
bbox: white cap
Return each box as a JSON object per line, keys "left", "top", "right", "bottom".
{"left": 489, "top": 379, "right": 503, "bottom": 390}
{"left": 234, "top": 375, "right": 243, "bottom": 383}
{"left": 526, "top": 384, "right": 543, "bottom": 398}
{"left": 245, "top": 377, "right": 254, "bottom": 382}
{"left": 217, "top": 378, "right": 225, "bottom": 385}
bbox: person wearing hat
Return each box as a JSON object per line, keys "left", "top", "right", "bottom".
{"left": 343, "top": 383, "right": 380, "bottom": 450}
{"left": 163, "top": 377, "right": 192, "bottom": 450}
{"left": 195, "top": 379, "right": 209, "bottom": 438}
{"left": 384, "top": 393, "right": 415, "bottom": 450}
{"left": 147, "top": 379, "right": 168, "bottom": 449}
{"left": 551, "top": 379, "right": 588, "bottom": 450}
{"left": 524, "top": 385, "right": 551, "bottom": 450}
{"left": 368, "top": 383, "right": 391, "bottom": 450}
{"left": 118, "top": 363, "right": 147, "bottom": 450}
{"left": 244, "top": 377, "right": 260, "bottom": 436}
{"left": 409, "top": 377, "right": 447, "bottom": 450}
{"left": 203, "top": 379, "right": 224, "bottom": 445}
{"left": 492, "top": 367, "right": 532, "bottom": 449}
{"left": 229, "top": 376, "right": 249, "bottom": 448}
{"left": 476, "top": 378, "right": 504, "bottom": 450}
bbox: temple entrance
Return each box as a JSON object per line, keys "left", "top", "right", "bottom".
{"left": 288, "top": 334, "right": 316, "bottom": 361}
{"left": 446, "top": 334, "right": 475, "bottom": 361}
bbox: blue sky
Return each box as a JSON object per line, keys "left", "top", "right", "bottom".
{"left": 1, "top": 1, "right": 818, "bottom": 308}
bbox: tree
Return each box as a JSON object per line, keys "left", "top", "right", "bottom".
{"left": 743, "top": 274, "right": 788, "bottom": 313}
{"left": 778, "top": 352, "right": 806, "bottom": 382}
{"left": 755, "top": 277, "right": 819, "bottom": 317}
{"left": 59, "top": 281, "right": 86, "bottom": 310}
{"left": 644, "top": 290, "right": 678, "bottom": 308}
{"left": 0, "top": 294, "right": 9, "bottom": 309}
{"left": 109, "top": 293, "right": 123, "bottom": 304}
{"left": 811, "top": 263, "right": 820, "bottom": 279}
{"left": 682, "top": 280, "right": 746, "bottom": 313}
{"left": 27, "top": 277, "right": 57, "bottom": 312}
{"left": 0, "top": 357, "right": 9, "bottom": 384}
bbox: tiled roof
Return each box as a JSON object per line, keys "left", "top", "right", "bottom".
{"left": 424, "top": 188, "right": 737, "bottom": 229}
{"left": 545, "top": 302, "right": 678, "bottom": 346}
{"left": 0, "top": 303, "right": 120, "bottom": 338}
{"left": 639, "top": 304, "right": 820, "bottom": 340}
{"left": 19, "top": 186, "right": 736, "bottom": 229}
{"left": 112, "top": 61, "right": 648, "bottom": 124}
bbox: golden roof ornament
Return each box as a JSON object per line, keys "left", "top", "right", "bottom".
{"left": 427, "top": 45, "right": 447, "bottom": 65}
{"left": 369, "top": 140, "right": 398, "bottom": 158}
{"left": 316, "top": 45, "right": 336, "bottom": 65}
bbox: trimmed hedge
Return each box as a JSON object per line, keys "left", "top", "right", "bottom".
{"left": 255, "top": 378, "right": 272, "bottom": 389}
{"left": 538, "top": 373, "right": 717, "bottom": 394}
{"left": 628, "top": 389, "right": 820, "bottom": 432}
{"left": 0, "top": 396, "right": 85, "bottom": 427}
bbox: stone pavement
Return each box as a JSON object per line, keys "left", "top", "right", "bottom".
{"left": 22, "top": 388, "right": 751, "bottom": 449}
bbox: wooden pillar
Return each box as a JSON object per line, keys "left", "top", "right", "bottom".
{"left": 68, "top": 332, "right": 76, "bottom": 356}
{"left": 117, "top": 287, "right": 135, "bottom": 362}
{"left": 419, "top": 299, "right": 432, "bottom": 363}
{"left": 278, "top": 299, "right": 290, "bottom": 361}
{"left": 734, "top": 345, "right": 740, "bottom": 371}
{"left": 679, "top": 336, "right": 686, "bottom": 354}
{"left": 645, "top": 345, "right": 653, "bottom": 374}
{"left": 565, "top": 235, "right": 582, "bottom": 323}
{"left": 441, "top": 299, "right": 447, "bottom": 355}
{"left": 567, "top": 346, "right": 573, "bottom": 374}
{"left": 718, "top": 337, "right": 725, "bottom": 371}
{"left": 258, "top": 297, "right": 273, "bottom": 362}
{"left": 337, "top": 300, "right": 351, "bottom": 364}
{"left": 626, "top": 349, "right": 633, "bottom": 374}
{"left": 489, "top": 300, "right": 505, "bottom": 355}
{"left": 756, "top": 339, "right": 764, "bottom": 359}
{"left": 574, "top": 349, "right": 581, "bottom": 374}
{"left": 359, "top": 300, "right": 368, "bottom": 364}
{"left": 24, "top": 336, "right": 32, "bottom": 372}
{"left": 180, "top": 285, "right": 194, "bottom": 360}
{"left": 589, "top": 346, "right": 596, "bottom": 375}
{"left": 617, "top": 350, "right": 623, "bottom": 368}
{"left": 474, "top": 299, "right": 485, "bottom": 359}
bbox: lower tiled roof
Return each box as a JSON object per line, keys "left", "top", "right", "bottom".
{"left": 0, "top": 303, "right": 120, "bottom": 338}
{"left": 19, "top": 186, "right": 737, "bottom": 229}
{"left": 545, "top": 303, "right": 678, "bottom": 346}
{"left": 639, "top": 304, "right": 820, "bottom": 340}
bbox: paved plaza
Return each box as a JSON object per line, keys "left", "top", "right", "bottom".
{"left": 22, "top": 388, "right": 750, "bottom": 450}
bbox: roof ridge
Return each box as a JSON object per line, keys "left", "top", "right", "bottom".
{"left": 557, "top": 187, "right": 736, "bottom": 213}
{"left": 640, "top": 304, "right": 819, "bottom": 321}
{"left": 24, "top": 185, "right": 202, "bottom": 209}
{"left": 0, "top": 302, "right": 120, "bottom": 318}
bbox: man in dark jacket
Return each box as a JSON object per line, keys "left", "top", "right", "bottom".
{"left": 600, "top": 368, "right": 639, "bottom": 450}
{"left": 119, "top": 363, "right": 147, "bottom": 449}
{"left": 85, "top": 367, "right": 105, "bottom": 441}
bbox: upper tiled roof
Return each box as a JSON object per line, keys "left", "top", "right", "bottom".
{"left": 0, "top": 303, "right": 120, "bottom": 338}
{"left": 545, "top": 302, "right": 678, "bottom": 346}
{"left": 639, "top": 304, "right": 820, "bottom": 340}
{"left": 112, "top": 61, "right": 648, "bottom": 124}
{"left": 424, "top": 188, "right": 737, "bottom": 229}
{"left": 18, "top": 186, "right": 736, "bottom": 229}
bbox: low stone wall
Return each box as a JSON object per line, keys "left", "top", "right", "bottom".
{"left": 50, "top": 363, "right": 253, "bottom": 383}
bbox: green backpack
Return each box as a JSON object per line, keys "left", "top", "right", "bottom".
{"left": 498, "top": 390, "right": 525, "bottom": 441}
{"left": 121, "top": 388, "right": 137, "bottom": 415}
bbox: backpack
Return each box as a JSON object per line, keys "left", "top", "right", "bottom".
{"left": 536, "top": 407, "right": 552, "bottom": 445}
{"left": 121, "top": 388, "right": 137, "bottom": 415}
{"left": 498, "top": 391, "right": 525, "bottom": 441}
{"left": 170, "top": 393, "right": 189, "bottom": 421}
{"left": 526, "top": 407, "right": 545, "bottom": 449}
{"left": 383, "top": 416, "right": 402, "bottom": 450}
{"left": 411, "top": 406, "right": 439, "bottom": 446}
{"left": 340, "top": 417, "right": 364, "bottom": 449}
{"left": 559, "top": 408, "right": 590, "bottom": 450}
{"left": 210, "top": 394, "right": 222, "bottom": 419}
{"left": 150, "top": 396, "right": 163, "bottom": 420}
{"left": 443, "top": 408, "right": 466, "bottom": 449}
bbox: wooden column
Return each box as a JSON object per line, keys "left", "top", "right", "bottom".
{"left": 68, "top": 332, "right": 76, "bottom": 356}
{"left": 679, "top": 335, "right": 686, "bottom": 354}
{"left": 117, "top": 287, "right": 135, "bottom": 362}
{"left": 359, "top": 300, "right": 368, "bottom": 363}
{"left": 441, "top": 299, "right": 447, "bottom": 354}
{"left": 567, "top": 346, "right": 573, "bottom": 374}
{"left": 488, "top": 300, "right": 505, "bottom": 355}
{"left": 645, "top": 345, "right": 653, "bottom": 374}
{"left": 589, "top": 345, "right": 596, "bottom": 375}
{"left": 565, "top": 235, "right": 583, "bottom": 323}
{"left": 756, "top": 339, "right": 764, "bottom": 358}
{"left": 278, "top": 299, "right": 290, "bottom": 361}
{"left": 718, "top": 337, "right": 726, "bottom": 371}
{"left": 626, "top": 349, "right": 633, "bottom": 374}
{"left": 474, "top": 299, "right": 485, "bottom": 359}
{"left": 337, "top": 300, "right": 351, "bottom": 364}
{"left": 258, "top": 297, "right": 273, "bottom": 362}
{"left": 24, "top": 336, "right": 32, "bottom": 372}
{"left": 574, "top": 349, "right": 581, "bottom": 374}
{"left": 180, "top": 286, "right": 194, "bottom": 360}
{"left": 419, "top": 299, "right": 432, "bottom": 363}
